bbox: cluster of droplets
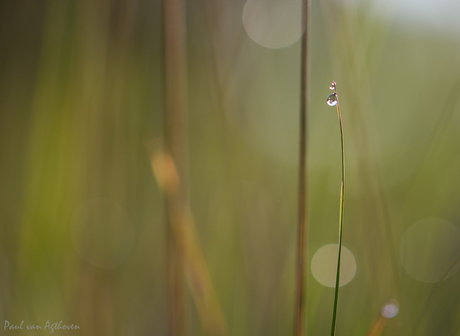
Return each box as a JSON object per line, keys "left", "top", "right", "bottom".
{"left": 326, "top": 81, "right": 338, "bottom": 106}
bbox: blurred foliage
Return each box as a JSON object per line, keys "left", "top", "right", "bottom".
{"left": 1, "top": 0, "right": 460, "bottom": 335}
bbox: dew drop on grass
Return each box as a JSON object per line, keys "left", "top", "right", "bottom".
{"left": 327, "top": 93, "right": 338, "bottom": 106}
{"left": 329, "top": 81, "right": 336, "bottom": 90}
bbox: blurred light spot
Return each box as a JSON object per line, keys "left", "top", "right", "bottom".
{"left": 71, "top": 198, "right": 135, "bottom": 268}
{"left": 311, "top": 244, "right": 356, "bottom": 287}
{"left": 381, "top": 300, "right": 399, "bottom": 319}
{"left": 400, "top": 218, "right": 460, "bottom": 283}
{"left": 243, "top": 0, "right": 305, "bottom": 49}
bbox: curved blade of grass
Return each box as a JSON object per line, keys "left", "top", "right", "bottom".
{"left": 411, "top": 256, "right": 460, "bottom": 336}
{"left": 330, "top": 83, "right": 345, "bottom": 336}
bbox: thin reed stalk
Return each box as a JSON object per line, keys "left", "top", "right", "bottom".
{"left": 327, "top": 82, "right": 345, "bottom": 336}
{"left": 163, "top": 0, "right": 189, "bottom": 334}
{"left": 294, "top": 0, "right": 310, "bottom": 336}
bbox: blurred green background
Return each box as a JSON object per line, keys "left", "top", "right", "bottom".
{"left": 1, "top": 0, "right": 460, "bottom": 335}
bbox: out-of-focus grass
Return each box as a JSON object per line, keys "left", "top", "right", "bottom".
{"left": 1, "top": 0, "right": 460, "bottom": 335}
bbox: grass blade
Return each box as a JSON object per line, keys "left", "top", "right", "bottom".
{"left": 327, "top": 82, "right": 345, "bottom": 336}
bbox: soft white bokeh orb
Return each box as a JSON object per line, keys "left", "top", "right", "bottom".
{"left": 70, "top": 198, "right": 135, "bottom": 268}
{"left": 243, "top": 0, "right": 305, "bottom": 49}
{"left": 381, "top": 300, "right": 399, "bottom": 319}
{"left": 400, "top": 218, "right": 460, "bottom": 283}
{"left": 311, "top": 244, "right": 357, "bottom": 287}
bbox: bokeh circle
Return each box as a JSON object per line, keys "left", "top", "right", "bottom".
{"left": 381, "top": 300, "right": 399, "bottom": 319}
{"left": 400, "top": 218, "right": 460, "bottom": 283}
{"left": 311, "top": 244, "right": 357, "bottom": 287}
{"left": 243, "top": 0, "right": 305, "bottom": 49}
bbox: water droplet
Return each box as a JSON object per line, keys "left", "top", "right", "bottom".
{"left": 327, "top": 93, "right": 338, "bottom": 106}
{"left": 330, "top": 81, "right": 336, "bottom": 90}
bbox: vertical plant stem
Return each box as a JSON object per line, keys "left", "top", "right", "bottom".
{"left": 330, "top": 86, "right": 345, "bottom": 336}
{"left": 163, "top": 0, "right": 189, "bottom": 334}
{"left": 294, "top": 0, "right": 310, "bottom": 336}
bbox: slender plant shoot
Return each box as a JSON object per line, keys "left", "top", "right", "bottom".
{"left": 293, "top": 1, "right": 310, "bottom": 336}
{"left": 327, "top": 81, "right": 345, "bottom": 336}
